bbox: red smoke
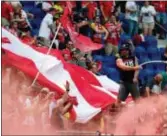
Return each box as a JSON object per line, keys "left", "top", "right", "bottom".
{"left": 2, "top": 65, "right": 167, "bottom": 135}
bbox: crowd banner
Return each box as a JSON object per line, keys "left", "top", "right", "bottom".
{"left": 2, "top": 28, "right": 119, "bottom": 123}
{"left": 31, "top": 23, "right": 62, "bottom": 86}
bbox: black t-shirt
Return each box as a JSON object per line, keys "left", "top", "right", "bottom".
{"left": 118, "top": 56, "right": 136, "bottom": 83}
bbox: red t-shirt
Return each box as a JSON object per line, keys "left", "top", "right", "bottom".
{"left": 152, "top": 1, "right": 167, "bottom": 12}
{"left": 100, "top": 1, "right": 114, "bottom": 18}
{"left": 105, "top": 22, "right": 121, "bottom": 46}
{"left": 21, "top": 36, "right": 34, "bottom": 46}
{"left": 87, "top": 2, "right": 97, "bottom": 20}
{"left": 61, "top": 48, "right": 72, "bottom": 61}
{"left": 2, "top": 2, "right": 14, "bottom": 21}
{"left": 93, "top": 24, "right": 104, "bottom": 43}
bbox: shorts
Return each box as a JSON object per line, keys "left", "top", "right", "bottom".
{"left": 38, "top": 37, "right": 50, "bottom": 47}
{"left": 142, "top": 22, "right": 155, "bottom": 30}
{"left": 118, "top": 81, "right": 140, "bottom": 101}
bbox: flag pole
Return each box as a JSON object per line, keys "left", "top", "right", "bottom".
{"left": 31, "top": 23, "right": 62, "bottom": 87}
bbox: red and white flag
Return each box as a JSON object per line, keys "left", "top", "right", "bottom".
{"left": 60, "top": 7, "right": 103, "bottom": 52}
{"left": 2, "top": 28, "right": 120, "bottom": 123}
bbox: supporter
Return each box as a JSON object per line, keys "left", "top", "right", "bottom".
{"left": 10, "top": 1, "right": 22, "bottom": 9}
{"left": 140, "top": 1, "right": 156, "bottom": 36}
{"left": 42, "top": 1, "right": 54, "bottom": 12}
{"left": 146, "top": 72, "right": 167, "bottom": 95}
{"left": 53, "top": 2, "right": 64, "bottom": 20}
{"left": 61, "top": 41, "right": 74, "bottom": 58}
{"left": 116, "top": 43, "right": 141, "bottom": 106}
{"left": 20, "top": 30, "right": 38, "bottom": 46}
{"left": 70, "top": 49, "right": 87, "bottom": 69}
{"left": 152, "top": 1, "right": 167, "bottom": 39}
{"left": 87, "top": 62, "right": 100, "bottom": 75}
{"left": 8, "top": 21, "right": 19, "bottom": 37}
{"left": 90, "top": 16, "right": 109, "bottom": 44}
{"left": 2, "top": 1, "right": 14, "bottom": 28}
{"left": 125, "top": 1, "right": 138, "bottom": 36}
{"left": 105, "top": 15, "right": 122, "bottom": 56}
{"left": 99, "top": 1, "right": 115, "bottom": 22}
{"left": 133, "top": 34, "right": 145, "bottom": 46}
{"left": 62, "top": 52, "right": 72, "bottom": 63}
{"left": 38, "top": 8, "right": 57, "bottom": 47}
{"left": 50, "top": 82, "right": 77, "bottom": 129}
{"left": 82, "top": 2, "right": 98, "bottom": 21}
{"left": 12, "top": 4, "right": 33, "bottom": 33}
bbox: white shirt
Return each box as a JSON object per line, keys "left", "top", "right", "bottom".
{"left": 125, "top": 1, "right": 138, "bottom": 22}
{"left": 140, "top": 5, "right": 156, "bottom": 23}
{"left": 39, "top": 13, "right": 53, "bottom": 39}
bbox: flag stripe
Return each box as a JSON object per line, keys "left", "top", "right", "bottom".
{"left": 2, "top": 28, "right": 116, "bottom": 123}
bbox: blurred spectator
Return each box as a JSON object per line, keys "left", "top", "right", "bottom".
{"left": 11, "top": 1, "right": 22, "bottom": 9}
{"left": 133, "top": 34, "right": 145, "bottom": 46}
{"left": 2, "top": 1, "right": 14, "bottom": 28}
{"left": 87, "top": 62, "right": 100, "bottom": 75}
{"left": 42, "top": 1, "right": 54, "bottom": 12}
{"left": 12, "top": 4, "right": 33, "bottom": 33}
{"left": 140, "top": 1, "right": 156, "bottom": 36}
{"left": 53, "top": 2, "right": 64, "bottom": 19}
{"left": 146, "top": 72, "right": 167, "bottom": 95}
{"left": 99, "top": 1, "right": 115, "bottom": 22}
{"left": 38, "top": 8, "right": 57, "bottom": 47}
{"left": 82, "top": 2, "right": 98, "bottom": 21}
{"left": 20, "top": 30, "right": 37, "bottom": 46}
{"left": 70, "top": 49, "right": 87, "bottom": 68}
{"left": 62, "top": 41, "right": 74, "bottom": 53}
{"left": 90, "top": 16, "right": 109, "bottom": 44}
{"left": 8, "top": 21, "right": 19, "bottom": 37}
{"left": 105, "top": 15, "right": 122, "bottom": 56}
{"left": 61, "top": 41, "right": 74, "bottom": 61}
{"left": 125, "top": 1, "right": 138, "bottom": 36}
{"left": 152, "top": 1, "right": 167, "bottom": 39}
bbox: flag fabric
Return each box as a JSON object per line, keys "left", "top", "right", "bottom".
{"left": 60, "top": 7, "right": 103, "bottom": 52}
{"left": 2, "top": 28, "right": 119, "bottom": 123}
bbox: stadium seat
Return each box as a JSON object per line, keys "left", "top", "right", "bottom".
{"left": 159, "top": 48, "right": 165, "bottom": 57}
{"left": 21, "top": 1, "right": 35, "bottom": 7}
{"left": 145, "top": 69, "right": 156, "bottom": 81}
{"left": 102, "top": 56, "right": 116, "bottom": 67}
{"left": 145, "top": 36, "right": 158, "bottom": 48}
{"left": 118, "top": 33, "right": 131, "bottom": 47}
{"left": 31, "top": 28, "right": 39, "bottom": 36}
{"left": 147, "top": 48, "right": 161, "bottom": 60}
{"left": 107, "top": 68, "right": 120, "bottom": 83}
{"left": 93, "top": 55, "right": 103, "bottom": 62}
{"left": 30, "top": 8, "right": 46, "bottom": 19}
{"left": 156, "top": 63, "right": 166, "bottom": 71}
{"left": 30, "top": 18, "right": 42, "bottom": 29}
{"left": 145, "top": 63, "right": 154, "bottom": 71}
{"left": 139, "top": 69, "right": 147, "bottom": 85}
{"left": 134, "top": 46, "right": 147, "bottom": 59}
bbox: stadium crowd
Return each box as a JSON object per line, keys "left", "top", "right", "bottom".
{"left": 2, "top": 1, "right": 167, "bottom": 135}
